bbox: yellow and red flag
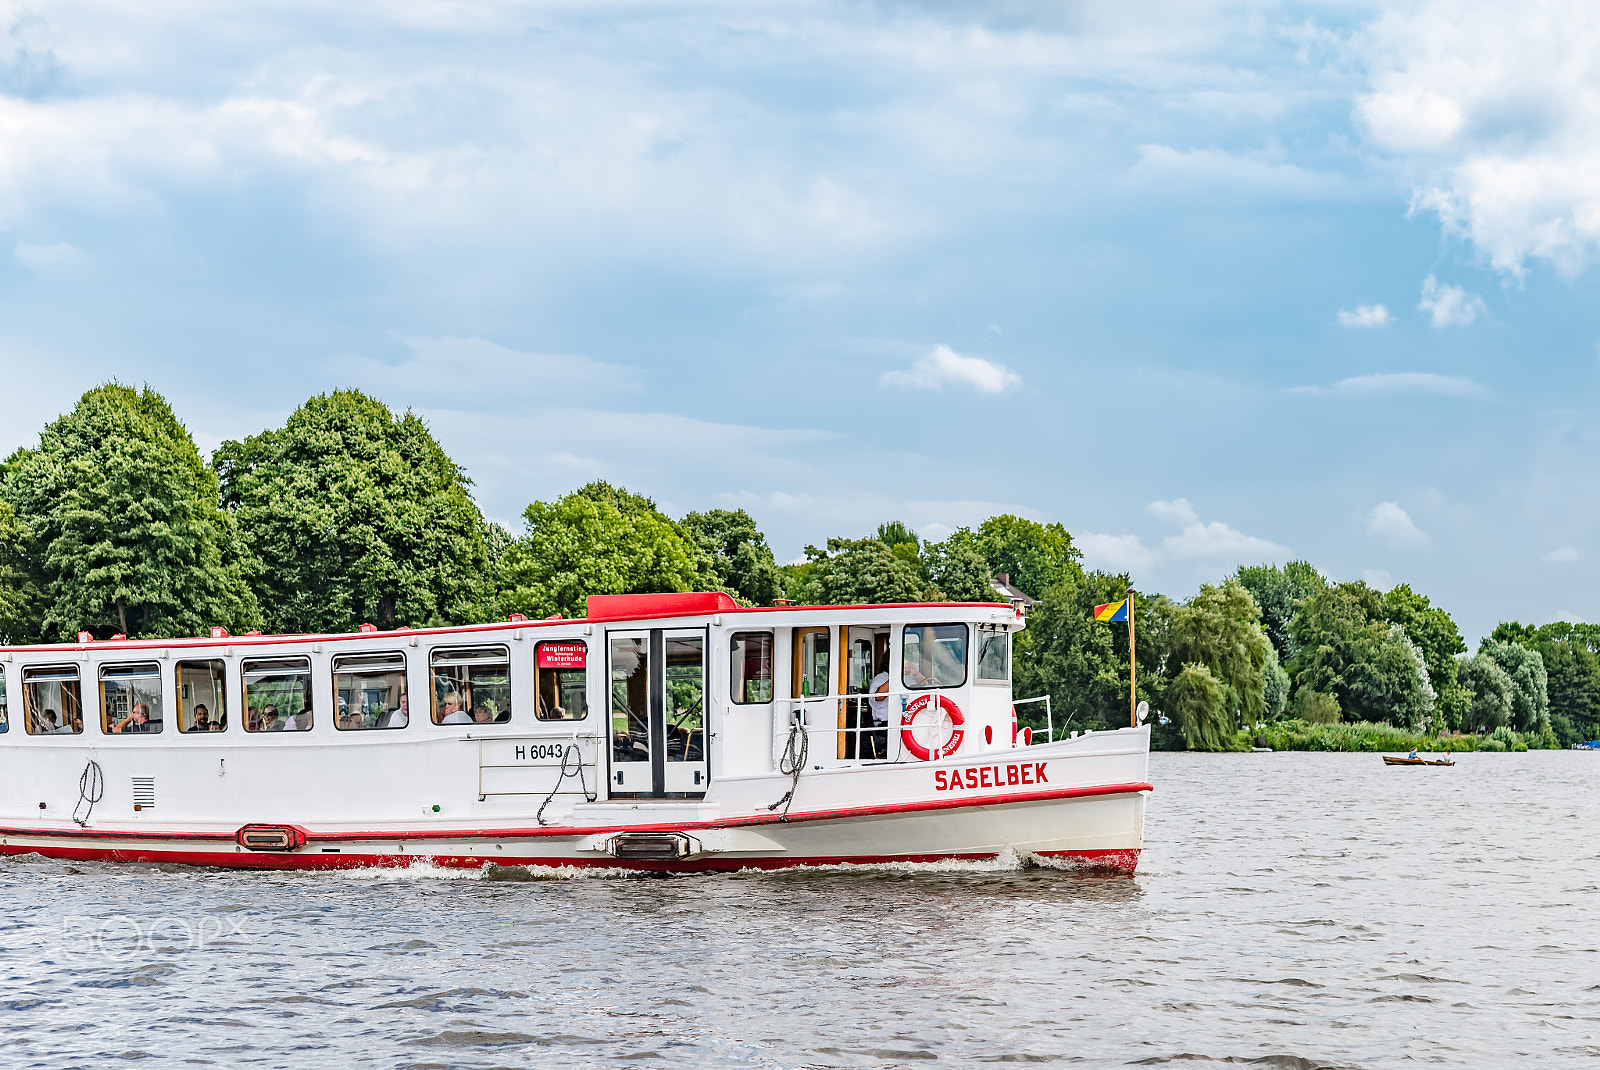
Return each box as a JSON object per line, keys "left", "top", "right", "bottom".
{"left": 1092, "top": 598, "right": 1130, "bottom": 622}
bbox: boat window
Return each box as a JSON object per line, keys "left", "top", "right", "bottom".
{"left": 23, "top": 665, "right": 83, "bottom": 734}
{"left": 430, "top": 646, "right": 512, "bottom": 725}
{"left": 536, "top": 641, "right": 588, "bottom": 721}
{"left": 0, "top": 666, "right": 8, "bottom": 735}
{"left": 100, "top": 662, "right": 164, "bottom": 734}
{"left": 902, "top": 624, "right": 968, "bottom": 690}
{"left": 610, "top": 635, "right": 649, "bottom": 764}
{"left": 333, "top": 652, "right": 408, "bottom": 730}
{"left": 243, "top": 656, "right": 314, "bottom": 732}
{"left": 730, "top": 632, "right": 773, "bottom": 704}
{"left": 177, "top": 660, "right": 228, "bottom": 732}
{"left": 793, "top": 627, "right": 830, "bottom": 698}
{"left": 665, "top": 634, "right": 705, "bottom": 764}
{"left": 976, "top": 626, "right": 1009, "bottom": 684}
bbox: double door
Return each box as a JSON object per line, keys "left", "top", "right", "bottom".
{"left": 608, "top": 628, "right": 707, "bottom": 797}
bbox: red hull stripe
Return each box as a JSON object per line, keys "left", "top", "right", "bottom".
{"left": 0, "top": 843, "right": 1141, "bottom": 874}
{"left": 0, "top": 781, "right": 1152, "bottom": 845}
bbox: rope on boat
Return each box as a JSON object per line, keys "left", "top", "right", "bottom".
{"left": 72, "top": 760, "right": 105, "bottom": 827}
{"left": 536, "top": 741, "right": 597, "bottom": 827}
{"left": 765, "top": 717, "right": 809, "bottom": 821}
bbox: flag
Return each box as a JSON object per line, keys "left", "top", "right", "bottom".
{"left": 1093, "top": 598, "right": 1129, "bottom": 622}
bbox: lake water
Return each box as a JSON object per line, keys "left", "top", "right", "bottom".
{"left": 2, "top": 750, "right": 1596, "bottom": 1068}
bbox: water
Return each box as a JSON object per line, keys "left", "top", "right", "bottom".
{"left": 2, "top": 751, "right": 1596, "bottom": 1068}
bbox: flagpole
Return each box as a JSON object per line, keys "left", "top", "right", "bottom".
{"left": 1127, "top": 585, "right": 1137, "bottom": 729}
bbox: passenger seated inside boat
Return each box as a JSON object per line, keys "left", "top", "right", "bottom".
{"left": 283, "top": 706, "right": 313, "bottom": 731}
{"left": 440, "top": 691, "right": 471, "bottom": 725}
{"left": 112, "top": 704, "right": 154, "bottom": 733}
{"left": 376, "top": 694, "right": 409, "bottom": 729}
{"left": 189, "top": 705, "right": 211, "bottom": 732}
{"left": 257, "top": 706, "right": 283, "bottom": 731}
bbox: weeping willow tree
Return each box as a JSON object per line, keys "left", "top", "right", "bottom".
{"left": 1168, "top": 663, "right": 1233, "bottom": 750}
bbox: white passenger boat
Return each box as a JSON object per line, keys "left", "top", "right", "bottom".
{"left": 0, "top": 594, "right": 1151, "bottom": 872}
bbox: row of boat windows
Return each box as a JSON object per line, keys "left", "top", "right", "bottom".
{"left": 0, "top": 643, "right": 590, "bottom": 737}
{"left": 729, "top": 623, "right": 1009, "bottom": 705}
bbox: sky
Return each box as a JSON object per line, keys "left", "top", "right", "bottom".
{"left": 4, "top": 0, "right": 1600, "bottom": 642}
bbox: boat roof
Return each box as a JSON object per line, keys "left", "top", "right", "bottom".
{"left": 0, "top": 592, "right": 1023, "bottom": 656}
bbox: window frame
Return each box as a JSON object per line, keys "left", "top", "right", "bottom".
{"left": 535, "top": 641, "right": 589, "bottom": 722}
{"left": 429, "top": 644, "right": 513, "bottom": 726}
{"left": 974, "top": 625, "right": 1010, "bottom": 685}
{"left": 175, "top": 658, "right": 229, "bottom": 734}
{"left": 901, "top": 623, "right": 970, "bottom": 691}
{"left": 242, "top": 655, "right": 315, "bottom": 733}
{"left": 729, "top": 631, "right": 775, "bottom": 705}
{"left": 99, "top": 661, "right": 165, "bottom": 735}
{"left": 0, "top": 664, "right": 8, "bottom": 734}
{"left": 22, "top": 664, "right": 83, "bottom": 735}
{"left": 331, "top": 651, "right": 409, "bottom": 731}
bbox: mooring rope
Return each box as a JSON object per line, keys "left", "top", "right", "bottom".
{"left": 536, "top": 741, "right": 597, "bottom": 827}
{"left": 72, "top": 760, "right": 104, "bottom": 827}
{"left": 765, "top": 718, "right": 809, "bottom": 821}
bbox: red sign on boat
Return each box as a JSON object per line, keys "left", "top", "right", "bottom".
{"left": 537, "top": 641, "right": 587, "bottom": 669}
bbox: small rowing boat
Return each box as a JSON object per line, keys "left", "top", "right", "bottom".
{"left": 1382, "top": 755, "right": 1455, "bottom": 767}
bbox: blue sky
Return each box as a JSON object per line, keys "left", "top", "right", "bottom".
{"left": 4, "top": 0, "right": 1600, "bottom": 641}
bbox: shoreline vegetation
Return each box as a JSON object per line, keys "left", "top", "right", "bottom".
{"left": 2, "top": 384, "right": 1596, "bottom": 751}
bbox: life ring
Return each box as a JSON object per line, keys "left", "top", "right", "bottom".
{"left": 901, "top": 694, "right": 965, "bottom": 761}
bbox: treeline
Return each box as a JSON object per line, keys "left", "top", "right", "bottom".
{"left": 0, "top": 384, "right": 1593, "bottom": 749}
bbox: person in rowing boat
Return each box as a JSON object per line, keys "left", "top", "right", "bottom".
{"left": 1408, "top": 746, "right": 1418, "bottom": 760}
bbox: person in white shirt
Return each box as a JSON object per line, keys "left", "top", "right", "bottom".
{"left": 440, "top": 691, "right": 472, "bottom": 725}
{"left": 377, "top": 693, "right": 409, "bottom": 730}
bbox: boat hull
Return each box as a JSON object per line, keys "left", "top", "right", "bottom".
{"left": 0, "top": 781, "right": 1147, "bottom": 874}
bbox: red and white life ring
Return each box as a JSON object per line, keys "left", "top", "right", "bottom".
{"left": 901, "top": 694, "right": 965, "bottom": 761}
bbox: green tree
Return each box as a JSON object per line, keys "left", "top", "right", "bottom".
{"left": 0, "top": 499, "right": 42, "bottom": 644}
{"left": 974, "top": 515, "right": 1082, "bottom": 598}
{"left": 1, "top": 383, "right": 257, "bottom": 641}
{"left": 1477, "top": 639, "right": 1550, "bottom": 736}
{"left": 1458, "top": 653, "right": 1514, "bottom": 732}
{"left": 681, "top": 508, "right": 781, "bottom": 605}
{"left": 922, "top": 528, "right": 994, "bottom": 601}
{"left": 216, "top": 390, "right": 488, "bottom": 633}
{"left": 1291, "top": 688, "right": 1341, "bottom": 723}
{"left": 1235, "top": 560, "right": 1326, "bottom": 662}
{"left": 498, "top": 481, "right": 700, "bottom": 619}
{"left": 1167, "top": 578, "right": 1271, "bottom": 729}
{"left": 1167, "top": 663, "right": 1233, "bottom": 751}
{"left": 1263, "top": 643, "right": 1291, "bottom": 720}
{"left": 1492, "top": 621, "right": 1600, "bottom": 745}
{"left": 1381, "top": 583, "right": 1464, "bottom": 731}
{"left": 1288, "top": 581, "right": 1432, "bottom": 729}
{"left": 794, "top": 537, "right": 930, "bottom": 605}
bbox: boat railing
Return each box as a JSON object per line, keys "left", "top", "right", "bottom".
{"left": 788, "top": 685, "right": 1056, "bottom": 764}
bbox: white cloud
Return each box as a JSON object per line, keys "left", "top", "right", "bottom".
{"left": 1362, "top": 568, "right": 1393, "bottom": 589}
{"left": 1366, "top": 501, "right": 1427, "bottom": 549}
{"left": 1129, "top": 144, "right": 1337, "bottom": 198}
{"left": 13, "top": 240, "right": 85, "bottom": 275}
{"left": 1080, "top": 500, "right": 1287, "bottom": 578}
{"left": 1337, "top": 303, "right": 1392, "bottom": 328}
{"left": 1418, "top": 275, "right": 1485, "bottom": 328}
{"left": 880, "top": 344, "right": 1021, "bottom": 394}
{"left": 1292, "top": 372, "right": 1486, "bottom": 397}
{"left": 1359, "top": 1, "right": 1600, "bottom": 276}
{"left": 1542, "top": 546, "right": 1580, "bottom": 563}
{"left": 1077, "top": 532, "right": 1158, "bottom": 574}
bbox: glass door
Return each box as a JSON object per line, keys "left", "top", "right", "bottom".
{"left": 608, "top": 628, "right": 707, "bottom": 798}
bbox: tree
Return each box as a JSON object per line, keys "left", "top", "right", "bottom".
{"left": 1477, "top": 639, "right": 1550, "bottom": 736}
{"left": 1458, "top": 653, "right": 1513, "bottom": 732}
{"left": 1288, "top": 581, "right": 1432, "bottom": 728}
{"left": 1167, "top": 662, "right": 1233, "bottom": 750}
{"left": 0, "top": 499, "right": 41, "bottom": 644}
{"left": 1492, "top": 621, "right": 1600, "bottom": 745}
{"left": 922, "top": 528, "right": 995, "bottom": 601}
{"left": 971, "top": 515, "right": 1082, "bottom": 598}
{"left": 1, "top": 383, "right": 257, "bottom": 641}
{"left": 1263, "top": 641, "right": 1290, "bottom": 719}
{"left": 1167, "top": 578, "right": 1271, "bottom": 728}
{"left": 1292, "top": 688, "right": 1341, "bottom": 723}
{"left": 793, "top": 537, "right": 930, "bottom": 605}
{"left": 681, "top": 508, "right": 781, "bottom": 605}
{"left": 1235, "top": 560, "right": 1326, "bottom": 662}
{"left": 1381, "top": 583, "right": 1465, "bottom": 729}
{"left": 498, "top": 482, "right": 701, "bottom": 619}
{"left": 216, "top": 390, "right": 488, "bottom": 633}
